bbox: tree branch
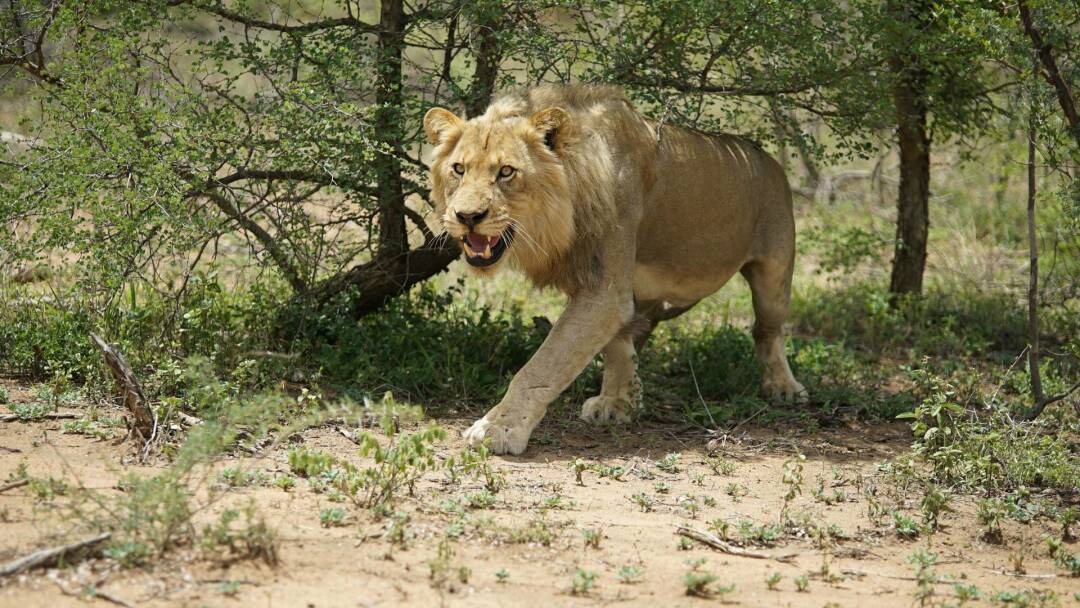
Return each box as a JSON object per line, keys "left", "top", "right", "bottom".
{"left": 167, "top": 1, "right": 378, "bottom": 34}
{"left": 1018, "top": 0, "right": 1080, "bottom": 149}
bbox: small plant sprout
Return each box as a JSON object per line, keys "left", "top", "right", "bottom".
{"left": 953, "top": 583, "right": 980, "bottom": 605}
{"left": 891, "top": 511, "right": 920, "bottom": 538}
{"left": 657, "top": 452, "right": 681, "bottom": 473}
{"left": 908, "top": 549, "right": 938, "bottom": 607}
{"left": 630, "top": 492, "right": 654, "bottom": 512}
{"left": 319, "top": 507, "right": 347, "bottom": 528}
{"left": 570, "top": 458, "right": 588, "bottom": 485}
{"left": 616, "top": 565, "right": 643, "bottom": 584}
{"left": 765, "top": 571, "right": 781, "bottom": 590}
{"left": 794, "top": 574, "right": 809, "bottom": 592}
{"left": 682, "top": 558, "right": 730, "bottom": 598}
{"left": 570, "top": 568, "right": 597, "bottom": 595}
{"left": 977, "top": 498, "right": 1007, "bottom": 544}
{"left": 581, "top": 528, "right": 601, "bottom": 549}
{"left": 707, "top": 455, "right": 736, "bottom": 476}
{"left": 678, "top": 494, "right": 700, "bottom": 518}
{"left": 678, "top": 536, "right": 694, "bottom": 551}
{"left": 495, "top": 568, "right": 509, "bottom": 583}
{"left": 653, "top": 481, "right": 670, "bottom": 493}
{"left": 920, "top": 484, "right": 951, "bottom": 531}
{"left": 780, "top": 454, "right": 805, "bottom": 524}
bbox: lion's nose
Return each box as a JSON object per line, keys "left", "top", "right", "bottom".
{"left": 455, "top": 210, "right": 489, "bottom": 228}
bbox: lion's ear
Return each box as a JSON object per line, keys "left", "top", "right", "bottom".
{"left": 423, "top": 107, "right": 464, "bottom": 145}
{"left": 529, "top": 107, "right": 572, "bottom": 153}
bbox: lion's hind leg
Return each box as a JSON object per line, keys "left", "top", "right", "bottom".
{"left": 740, "top": 259, "right": 807, "bottom": 403}
{"left": 580, "top": 332, "right": 641, "bottom": 424}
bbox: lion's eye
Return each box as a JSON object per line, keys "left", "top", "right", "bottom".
{"left": 452, "top": 163, "right": 465, "bottom": 176}
{"left": 498, "top": 165, "right": 515, "bottom": 179}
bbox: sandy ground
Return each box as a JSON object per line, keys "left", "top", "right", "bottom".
{"left": 0, "top": 381, "right": 1076, "bottom": 607}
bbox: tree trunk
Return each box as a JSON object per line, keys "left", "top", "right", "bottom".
{"left": 887, "top": 0, "right": 932, "bottom": 298}
{"left": 373, "top": 0, "right": 408, "bottom": 258}
{"left": 294, "top": 5, "right": 506, "bottom": 321}
{"left": 1025, "top": 78, "right": 1044, "bottom": 408}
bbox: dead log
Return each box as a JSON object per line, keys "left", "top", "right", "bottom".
{"left": 90, "top": 334, "right": 156, "bottom": 450}
{"left": 0, "top": 412, "right": 78, "bottom": 422}
{"left": 0, "top": 532, "right": 111, "bottom": 577}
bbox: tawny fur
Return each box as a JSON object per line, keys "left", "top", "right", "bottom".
{"left": 424, "top": 84, "right": 806, "bottom": 455}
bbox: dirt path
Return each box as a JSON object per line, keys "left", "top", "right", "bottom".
{"left": 0, "top": 392, "right": 1074, "bottom": 607}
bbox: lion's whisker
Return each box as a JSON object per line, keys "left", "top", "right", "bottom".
{"left": 507, "top": 219, "right": 551, "bottom": 259}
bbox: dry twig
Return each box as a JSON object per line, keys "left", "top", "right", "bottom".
{"left": 676, "top": 526, "right": 798, "bottom": 563}
{"left": 0, "top": 532, "right": 111, "bottom": 578}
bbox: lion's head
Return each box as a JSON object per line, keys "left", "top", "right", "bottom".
{"left": 423, "top": 103, "right": 577, "bottom": 277}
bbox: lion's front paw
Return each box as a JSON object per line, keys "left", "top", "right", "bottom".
{"left": 580, "top": 395, "right": 634, "bottom": 424}
{"left": 763, "top": 376, "right": 808, "bottom": 404}
{"left": 462, "top": 414, "right": 533, "bottom": 455}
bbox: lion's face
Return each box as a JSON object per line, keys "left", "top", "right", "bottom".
{"left": 424, "top": 106, "right": 575, "bottom": 274}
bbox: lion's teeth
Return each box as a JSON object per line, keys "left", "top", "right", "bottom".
{"left": 483, "top": 243, "right": 492, "bottom": 258}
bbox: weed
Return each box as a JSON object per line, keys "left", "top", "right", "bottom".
{"left": 288, "top": 447, "right": 336, "bottom": 478}
{"left": 892, "top": 511, "right": 920, "bottom": 539}
{"left": 682, "top": 558, "right": 720, "bottom": 597}
{"left": 707, "top": 455, "right": 737, "bottom": 476}
{"left": 765, "top": 571, "right": 781, "bottom": 590}
{"left": 780, "top": 454, "right": 805, "bottom": 524}
{"left": 908, "top": 549, "right": 938, "bottom": 607}
{"left": 200, "top": 503, "right": 278, "bottom": 565}
{"left": 920, "top": 484, "right": 951, "bottom": 532}
{"left": 319, "top": 507, "right": 347, "bottom": 528}
{"left": 541, "top": 494, "right": 573, "bottom": 510}
{"left": 657, "top": 452, "right": 682, "bottom": 473}
{"left": 274, "top": 475, "right": 297, "bottom": 491}
{"left": 593, "top": 464, "right": 627, "bottom": 480}
{"left": 465, "top": 490, "right": 496, "bottom": 509}
{"left": 217, "top": 580, "right": 241, "bottom": 596}
{"left": 978, "top": 498, "right": 1008, "bottom": 544}
{"left": 709, "top": 518, "right": 732, "bottom": 540}
{"left": 507, "top": 517, "right": 558, "bottom": 546}
{"left": 794, "top": 574, "right": 809, "bottom": 592}
{"left": 429, "top": 537, "right": 469, "bottom": 591}
{"left": 219, "top": 467, "right": 263, "bottom": 488}
{"left": 737, "top": 520, "right": 782, "bottom": 546}
{"left": 495, "top": 568, "right": 509, "bottom": 583}
{"left": 654, "top": 481, "right": 670, "bottom": 494}
{"left": 581, "top": 528, "right": 602, "bottom": 549}
{"left": 678, "top": 494, "right": 700, "bottom": 519}
{"left": 617, "top": 565, "right": 643, "bottom": 584}
{"left": 1054, "top": 550, "right": 1080, "bottom": 577}
{"left": 725, "top": 482, "right": 747, "bottom": 502}
{"left": 954, "top": 583, "right": 981, "bottom": 604}
{"left": 630, "top": 492, "right": 654, "bottom": 512}
{"left": 570, "top": 458, "right": 588, "bottom": 485}
{"left": 678, "top": 536, "right": 694, "bottom": 550}
{"left": 570, "top": 568, "right": 597, "bottom": 595}
{"left": 384, "top": 511, "right": 411, "bottom": 548}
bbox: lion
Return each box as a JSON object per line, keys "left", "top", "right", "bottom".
{"left": 423, "top": 84, "right": 806, "bottom": 455}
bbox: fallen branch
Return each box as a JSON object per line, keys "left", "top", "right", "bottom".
{"left": 0, "top": 532, "right": 111, "bottom": 577}
{"left": 981, "top": 566, "right": 1057, "bottom": 580}
{"left": 0, "top": 479, "right": 29, "bottom": 493}
{"left": 0, "top": 412, "right": 79, "bottom": 422}
{"left": 675, "top": 526, "right": 798, "bottom": 563}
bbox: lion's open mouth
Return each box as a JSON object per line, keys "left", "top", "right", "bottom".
{"left": 462, "top": 227, "right": 514, "bottom": 267}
